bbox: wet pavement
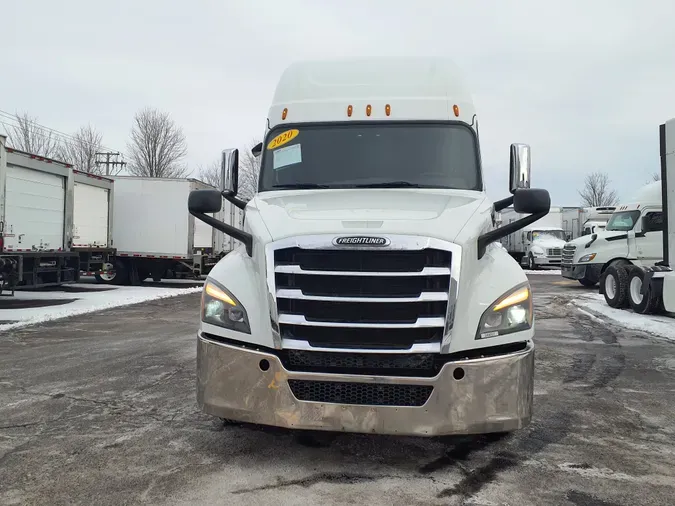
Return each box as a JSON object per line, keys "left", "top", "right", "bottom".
{"left": 1, "top": 274, "right": 673, "bottom": 505}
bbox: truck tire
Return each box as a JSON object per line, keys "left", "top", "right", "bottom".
{"left": 627, "top": 268, "right": 661, "bottom": 315}
{"left": 602, "top": 265, "right": 629, "bottom": 308}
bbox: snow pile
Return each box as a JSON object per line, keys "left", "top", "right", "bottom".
{"left": 0, "top": 284, "right": 203, "bottom": 332}
{"left": 523, "top": 269, "right": 562, "bottom": 276}
{"left": 572, "top": 293, "right": 675, "bottom": 341}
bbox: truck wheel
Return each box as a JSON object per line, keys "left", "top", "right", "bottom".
{"left": 628, "top": 268, "right": 661, "bottom": 315}
{"left": 602, "top": 265, "right": 629, "bottom": 308}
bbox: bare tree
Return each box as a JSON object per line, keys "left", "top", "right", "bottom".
{"left": 127, "top": 108, "right": 188, "bottom": 178}
{"left": 198, "top": 137, "right": 261, "bottom": 199}
{"left": 578, "top": 172, "right": 619, "bottom": 207}
{"left": 649, "top": 172, "right": 661, "bottom": 182}
{"left": 6, "top": 112, "right": 58, "bottom": 157}
{"left": 56, "top": 124, "right": 105, "bottom": 174}
{"left": 238, "top": 138, "right": 262, "bottom": 200}
{"left": 197, "top": 159, "right": 221, "bottom": 188}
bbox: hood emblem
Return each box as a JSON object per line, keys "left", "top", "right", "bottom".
{"left": 334, "top": 236, "right": 390, "bottom": 247}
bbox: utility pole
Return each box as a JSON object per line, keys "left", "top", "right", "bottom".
{"left": 95, "top": 151, "right": 126, "bottom": 175}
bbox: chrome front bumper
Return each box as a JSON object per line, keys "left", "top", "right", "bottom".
{"left": 197, "top": 335, "right": 534, "bottom": 437}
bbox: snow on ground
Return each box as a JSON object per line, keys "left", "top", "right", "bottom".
{"left": 0, "top": 283, "right": 203, "bottom": 332}
{"left": 523, "top": 269, "right": 562, "bottom": 276}
{"left": 571, "top": 293, "right": 675, "bottom": 341}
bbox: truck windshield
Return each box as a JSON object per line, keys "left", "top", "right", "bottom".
{"left": 258, "top": 123, "right": 481, "bottom": 192}
{"left": 532, "top": 230, "right": 565, "bottom": 241}
{"left": 605, "top": 210, "right": 641, "bottom": 231}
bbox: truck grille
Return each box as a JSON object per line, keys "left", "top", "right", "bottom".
{"left": 562, "top": 245, "right": 576, "bottom": 265}
{"left": 288, "top": 379, "right": 433, "bottom": 406}
{"left": 273, "top": 244, "right": 452, "bottom": 349}
{"left": 547, "top": 248, "right": 562, "bottom": 256}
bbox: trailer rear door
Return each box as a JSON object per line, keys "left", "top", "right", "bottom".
{"left": 73, "top": 182, "right": 110, "bottom": 247}
{"left": 4, "top": 165, "right": 66, "bottom": 251}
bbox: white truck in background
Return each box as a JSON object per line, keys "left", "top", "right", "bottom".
{"left": 187, "top": 57, "right": 552, "bottom": 438}
{"left": 580, "top": 206, "right": 616, "bottom": 236}
{"left": 0, "top": 136, "right": 80, "bottom": 294}
{"left": 561, "top": 181, "right": 663, "bottom": 287}
{"left": 97, "top": 176, "right": 240, "bottom": 285}
{"left": 501, "top": 206, "right": 566, "bottom": 268}
{"left": 593, "top": 118, "right": 674, "bottom": 315}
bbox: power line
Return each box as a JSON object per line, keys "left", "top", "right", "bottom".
{"left": 0, "top": 108, "right": 125, "bottom": 156}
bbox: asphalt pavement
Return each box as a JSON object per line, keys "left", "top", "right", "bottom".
{"left": 1, "top": 274, "right": 674, "bottom": 505}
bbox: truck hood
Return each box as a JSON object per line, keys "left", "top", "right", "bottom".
{"left": 568, "top": 229, "right": 628, "bottom": 247}
{"left": 251, "top": 189, "right": 487, "bottom": 242}
{"left": 532, "top": 237, "right": 566, "bottom": 248}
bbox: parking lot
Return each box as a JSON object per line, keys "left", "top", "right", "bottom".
{"left": 1, "top": 273, "right": 674, "bottom": 506}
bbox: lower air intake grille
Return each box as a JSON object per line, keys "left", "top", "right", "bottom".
{"left": 281, "top": 349, "right": 436, "bottom": 376}
{"left": 288, "top": 379, "right": 433, "bottom": 407}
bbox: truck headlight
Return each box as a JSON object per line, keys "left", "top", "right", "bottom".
{"left": 578, "top": 253, "right": 596, "bottom": 263}
{"left": 476, "top": 283, "right": 532, "bottom": 339}
{"left": 531, "top": 246, "right": 544, "bottom": 257}
{"left": 201, "top": 279, "right": 251, "bottom": 334}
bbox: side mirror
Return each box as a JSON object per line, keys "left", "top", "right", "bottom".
{"left": 642, "top": 213, "right": 663, "bottom": 232}
{"left": 188, "top": 189, "right": 222, "bottom": 214}
{"left": 513, "top": 188, "right": 550, "bottom": 214}
{"left": 251, "top": 142, "right": 262, "bottom": 158}
{"left": 221, "top": 148, "right": 239, "bottom": 194}
{"left": 566, "top": 234, "right": 571, "bottom": 241}
{"left": 509, "top": 143, "right": 531, "bottom": 194}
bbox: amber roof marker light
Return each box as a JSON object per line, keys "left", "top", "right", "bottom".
{"left": 385, "top": 104, "right": 391, "bottom": 116}
{"left": 281, "top": 108, "right": 288, "bottom": 120}
{"left": 366, "top": 104, "right": 372, "bottom": 117}
{"left": 453, "top": 104, "right": 460, "bottom": 117}
{"left": 347, "top": 105, "right": 353, "bottom": 117}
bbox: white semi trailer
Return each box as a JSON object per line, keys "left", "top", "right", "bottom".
{"left": 0, "top": 136, "right": 80, "bottom": 293}
{"left": 95, "top": 176, "right": 238, "bottom": 285}
{"left": 187, "top": 57, "right": 551, "bottom": 437}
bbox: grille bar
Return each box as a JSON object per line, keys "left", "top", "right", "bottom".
{"left": 276, "top": 288, "right": 448, "bottom": 302}
{"left": 275, "top": 265, "right": 451, "bottom": 277}
{"left": 279, "top": 314, "right": 445, "bottom": 328}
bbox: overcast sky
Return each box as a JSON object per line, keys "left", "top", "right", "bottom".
{"left": 3, "top": 0, "right": 674, "bottom": 205}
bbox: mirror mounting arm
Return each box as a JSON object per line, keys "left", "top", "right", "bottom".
{"left": 222, "top": 190, "right": 247, "bottom": 211}
{"left": 493, "top": 195, "right": 514, "bottom": 213}
{"left": 190, "top": 210, "right": 253, "bottom": 257}
{"left": 477, "top": 211, "right": 548, "bottom": 260}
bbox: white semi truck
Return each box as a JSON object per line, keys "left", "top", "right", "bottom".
{"left": 501, "top": 206, "right": 566, "bottom": 268}
{"left": 187, "top": 58, "right": 551, "bottom": 437}
{"left": 561, "top": 181, "right": 663, "bottom": 287}
{"left": 595, "top": 118, "right": 674, "bottom": 314}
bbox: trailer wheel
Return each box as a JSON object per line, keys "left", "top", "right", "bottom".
{"left": 94, "top": 262, "right": 118, "bottom": 285}
{"left": 602, "top": 265, "right": 629, "bottom": 308}
{"left": 628, "top": 268, "right": 661, "bottom": 314}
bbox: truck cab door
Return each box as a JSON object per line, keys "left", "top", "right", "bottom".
{"left": 637, "top": 209, "right": 664, "bottom": 263}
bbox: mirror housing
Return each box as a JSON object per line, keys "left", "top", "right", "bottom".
{"left": 188, "top": 189, "right": 222, "bottom": 214}
{"left": 509, "top": 143, "right": 531, "bottom": 194}
{"left": 221, "top": 148, "right": 239, "bottom": 194}
{"left": 513, "top": 188, "right": 550, "bottom": 214}
{"left": 251, "top": 142, "right": 263, "bottom": 158}
{"left": 188, "top": 189, "right": 253, "bottom": 256}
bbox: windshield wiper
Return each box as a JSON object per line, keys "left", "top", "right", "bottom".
{"left": 271, "top": 183, "right": 330, "bottom": 189}
{"left": 351, "top": 181, "right": 422, "bottom": 188}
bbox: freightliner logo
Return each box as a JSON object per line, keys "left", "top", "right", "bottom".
{"left": 333, "top": 236, "right": 390, "bottom": 246}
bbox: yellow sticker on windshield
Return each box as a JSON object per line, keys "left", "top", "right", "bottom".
{"left": 267, "top": 129, "right": 299, "bottom": 150}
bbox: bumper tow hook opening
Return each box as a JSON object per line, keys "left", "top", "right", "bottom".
{"left": 259, "top": 359, "right": 270, "bottom": 371}
{"left": 453, "top": 367, "right": 465, "bottom": 380}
